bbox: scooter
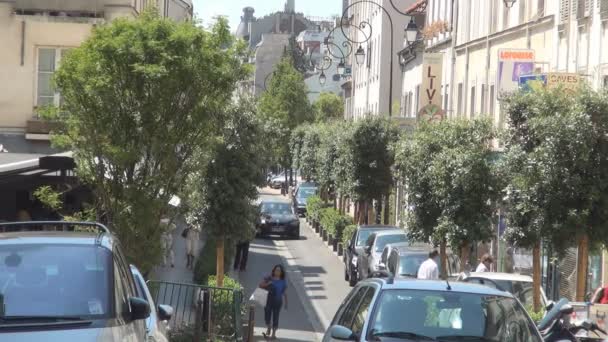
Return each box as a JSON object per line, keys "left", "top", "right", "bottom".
{"left": 538, "top": 298, "right": 606, "bottom": 341}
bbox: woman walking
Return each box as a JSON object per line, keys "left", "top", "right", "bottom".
{"left": 259, "top": 264, "right": 288, "bottom": 340}
{"left": 160, "top": 218, "right": 175, "bottom": 268}
{"left": 185, "top": 225, "right": 200, "bottom": 269}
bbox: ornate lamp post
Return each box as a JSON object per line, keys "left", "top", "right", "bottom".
{"left": 503, "top": 0, "right": 516, "bottom": 8}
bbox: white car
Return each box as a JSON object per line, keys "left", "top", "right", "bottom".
{"left": 357, "top": 229, "right": 407, "bottom": 280}
{"left": 457, "top": 272, "right": 548, "bottom": 310}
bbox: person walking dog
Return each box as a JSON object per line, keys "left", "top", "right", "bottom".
{"left": 259, "top": 264, "right": 288, "bottom": 340}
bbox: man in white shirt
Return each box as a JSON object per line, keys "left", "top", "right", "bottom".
{"left": 417, "top": 250, "right": 439, "bottom": 279}
{"left": 476, "top": 253, "right": 493, "bottom": 272}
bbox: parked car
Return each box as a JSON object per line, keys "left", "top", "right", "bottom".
{"left": 130, "top": 265, "right": 173, "bottom": 342}
{"left": 379, "top": 242, "right": 461, "bottom": 279}
{"left": 323, "top": 277, "right": 543, "bottom": 342}
{"left": 292, "top": 183, "right": 318, "bottom": 216}
{"left": 357, "top": 229, "right": 407, "bottom": 280}
{"left": 256, "top": 200, "right": 300, "bottom": 239}
{"left": 268, "top": 171, "right": 286, "bottom": 189}
{"left": 0, "top": 221, "right": 150, "bottom": 341}
{"left": 343, "top": 225, "right": 399, "bottom": 287}
{"left": 457, "top": 272, "right": 548, "bottom": 310}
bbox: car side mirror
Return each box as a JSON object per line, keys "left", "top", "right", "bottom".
{"left": 545, "top": 301, "right": 555, "bottom": 312}
{"left": 559, "top": 304, "right": 574, "bottom": 316}
{"left": 378, "top": 262, "right": 386, "bottom": 270}
{"left": 329, "top": 325, "right": 356, "bottom": 341}
{"left": 129, "top": 296, "right": 151, "bottom": 321}
{"left": 158, "top": 304, "right": 173, "bottom": 321}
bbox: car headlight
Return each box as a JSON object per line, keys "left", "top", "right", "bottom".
{"left": 352, "top": 256, "right": 358, "bottom": 266}
{"left": 261, "top": 219, "right": 266, "bottom": 225}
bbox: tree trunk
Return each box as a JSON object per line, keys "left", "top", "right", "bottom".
{"left": 383, "top": 192, "right": 390, "bottom": 225}
{"left": 440, "top": 240, "right": 448, "bottom": 279}
{"left": 216, "top": 238, "right": 225, "bottom": 287}
{"left": 460, "top": 242, "right": 470, "bottom": 272}
{"left": 576, "top": 232, "right": 589, "bottom": 302}
{"left": 533, "top": 242, "right": 542, "bottom": 312}
{"left": 366, "top": 201, "right": 373, "bottom": 225}
{"left": 338, "top": 194, "right": 344, "bottom": 215}
{"left": 375, "top": 199, "right": 382, "bottom": 224}
{"left": 354, "top": 200, "right": 359, "bottom": 222}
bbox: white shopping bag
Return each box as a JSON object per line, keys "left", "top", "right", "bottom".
{"left": 249, "top": 287, "right": 268, "bottom": 307}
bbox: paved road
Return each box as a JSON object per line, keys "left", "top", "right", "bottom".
{"left": 236, "top": 188, "right": 351, "bottom": 341}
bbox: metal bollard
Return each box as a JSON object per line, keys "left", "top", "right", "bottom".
{"left": 247, "top": 304, "right": 255, "bottom": 342}
{"left": 193, "top": 289, "right": 211, "bottom": 342}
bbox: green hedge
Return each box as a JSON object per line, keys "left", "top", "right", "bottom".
{"left": 525, "top": 305, "right": 545, "bottom": 323}
{"left": 320, "top": 208, "right": 353, "bottom": 241}
{"left": 193, "top": 238, "right": 236, "bottom": 285}
{"left": 342, "top": 224, "right": 357, "bottom": 247}
{"left": 306, "top": 195, "right": 324, "bottom": 222}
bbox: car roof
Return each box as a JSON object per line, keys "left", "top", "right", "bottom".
{"left": 358, "top": 225, "right": 399, "bottom": 230}
{"left": 259, "top": 198, "right": 291, "bottom": 204}
{"left": 0, "top": 231, "right": 115, "bottom": 250}
{"left": 297, "top": 182, "right": 317, "bottom": 188}
{"left": 364, "top": 278, "right": 515, "bottom": 297}
{"left": 464, "top": 272, "right": 533, "bottom": 282}
{"left": 373, "top": 229, "right": 405, "bottom": 237}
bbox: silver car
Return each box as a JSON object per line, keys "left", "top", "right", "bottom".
{"left": 357, "top": 229, "right": 406, "bottom": 280}
{"left": 130, "top": 265, "right": 173, "bottom": 342}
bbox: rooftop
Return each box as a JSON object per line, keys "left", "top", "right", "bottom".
{"left": 368, "top": 278, "right": 514, "bottom": 297}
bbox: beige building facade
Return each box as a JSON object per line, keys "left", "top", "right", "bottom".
{"left": 0, "top": 0, "right": 191, "bottom": 146}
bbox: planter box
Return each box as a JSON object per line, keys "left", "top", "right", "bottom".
{"left": 337, "top": 242, "right": 344, "bottom": 256}
{"left": 314, "top": 221, "right": 320, "bottom": 233}
{"left": 332, "top": 238, "right": 338, "bottom": 252}
{"left": 26, "top": 117, "right": 61, "bottom": 134}
{"left": 322, "top": 230, "right": 328, "bottom": 241}
{"left": 328, "top": 233, "right": 334, "bottom": 246}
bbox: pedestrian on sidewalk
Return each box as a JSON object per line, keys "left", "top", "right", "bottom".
{"left": 476, "top": 253, "right": 494, "bottom": 272}
{"left": 234, "top": 225, "right": 255, "bottom": 271}
{"left": 185, "top": 224, "right": 200, "bottom": 269}
{"left": 259, "top": 264, "right": 288, "bottom": 340}
{"left": 417, "top": 250, "right": 439, "bottom": 280}
{"left": 160, "top": 218, "right": 175, "bottom": 268}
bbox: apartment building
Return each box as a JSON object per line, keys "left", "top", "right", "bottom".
{"left": 346, "top": 0, "right": 413, "bottom": 118}
{"left": 0, "top": 0, "right": 192, "bottom": 153}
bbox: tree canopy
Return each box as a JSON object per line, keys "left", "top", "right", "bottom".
{"left": 313, "top": 92, "right": 344, "bottom": 122}
{"left": 50, "top": 12, "right": 247, "bottom": 272}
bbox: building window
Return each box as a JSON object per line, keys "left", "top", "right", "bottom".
{"left": 470, "top": 86, "right": 476, "bottom": 117}
{"left": 489, "top": 85, "right": 495, "bottom": 117}
{"left": 408, "top": 91, "right": 413, "bottom": 117}
{"left": 37, "top": 48, "right": 69, "bottom": 107}
{"left": 444, "top": 85, "right": 449, "bottom": 113}
{"left": 457, "top": 83, "right": 463, "bottom": 116}
{"left": 415, "top": 85, "right": 420, "bottom": 114}
{"left": 519, "top": 0, "right": 527, "bottom": 24}
{"left": 480, "top": 84, "right": 486, "bottom": 114}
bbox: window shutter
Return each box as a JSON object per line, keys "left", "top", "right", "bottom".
{"left": 577, "top": 0, "right": 591, "bottom": 18}
{"left": 560, "top": 0, "right": 571, "bottom": 24}
{"left": 601, "top": 0, "right": 608, "bottom": 19}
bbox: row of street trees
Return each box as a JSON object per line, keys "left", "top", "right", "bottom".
{"left": 41, "top": 10, "right": 267, "bottom": 284}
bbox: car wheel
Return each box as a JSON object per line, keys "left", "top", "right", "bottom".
{"left": 344, "top": 264, "right": 349, "bottom": 281}
{"left": 349, "top": 268, "right": 357, "bottom": 287}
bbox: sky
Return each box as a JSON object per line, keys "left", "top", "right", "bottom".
{"left": 193, "top": 0, "right": 342, "bottom": 31}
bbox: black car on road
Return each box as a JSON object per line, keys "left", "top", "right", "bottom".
{"left": 256, "top": 200, "right": 300, "bottom": 239}
{"left": 292, "top": 183, "right": 318, "bottom": 216}
{"left": 343, "top": 225, "right": 399, "bottom": 287}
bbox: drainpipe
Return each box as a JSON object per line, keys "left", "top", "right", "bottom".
{"left": 485, "top": 0, "right": 493, "bottom": 117}
{"left": 20, "top": 20, "right": 25, "bottom": 66}
{"left": 463, "top": 46, "right": 469, "bottom": 118}
{"left": 448, "top": 0, "right": 459, "bottom": 117}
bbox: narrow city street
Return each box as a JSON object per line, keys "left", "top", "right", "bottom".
{"left": 236, "top": 188, "right": 351, "bottom": 341}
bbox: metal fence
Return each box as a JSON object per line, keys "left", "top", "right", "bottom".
{"left": 147, "top": 280, "right": 244, "bottom": 341}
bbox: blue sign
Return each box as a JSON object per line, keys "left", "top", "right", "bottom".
{"left": 518, "top": 74, "right": 547, "bottom": 92}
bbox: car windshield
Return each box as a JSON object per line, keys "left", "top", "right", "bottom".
{"left": 297, "top": 187, "right": 316, "bottom": 199}
{"left": 0, "top": 244, "right": 112, "bottom": 319}
{"left": 356, "top": 228, "right": 393, "bottom": 247}
{"left": 375, "top": 234, "right": 406, "bottom": 252}
{"left": 478, "top": 279, "right": 539, "bottom": 309}
{"left": 369, "top": 289, "right": 542, "bottom": 342}
{"left": 398, "top": 254, "right": 428, "bottom": 276}
{"left": 261, "top": 202, "right": 292, "bottom": 215}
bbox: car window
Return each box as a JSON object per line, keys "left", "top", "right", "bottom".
{"left": 338, "top": 287, "right": 367, "bottom": 328}
{"left": 0, "top": 244, "right": 112, "bottom": 319}
{"left": 398, "top": 253, "right": 427, "bottom": 277}
{"left": 374, "top": 234, "right": 406, "bottom": 252}
{"left": 260, "top": 202, "right": 293, "bottom": 215}
{"left": 114, "top": 259, "right": 131, "bottom": 317}
{"left": 368, "top": 289, "right": 542, "bottom": 342}
{"left": 365, "top": 234, "right": 376, "bottom": 248}
{"left": 380, "top": 247, "right": 389, "bottom": 264}
{"left": 296, "top": 187, "right": 316, "bottom": 198}
{"left": 387, "top": 252, "right": 398, "bottom": 275}
{"left": 356, "top": 230, "right": 376, "bottom": 247}
{"left": 351, "top": 287, "right": 375, "bottom": 338}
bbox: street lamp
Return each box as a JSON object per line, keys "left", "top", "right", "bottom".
{"left": 319, "top": 71, "right": 326, "bottom": 85}
{"left": 503, "top": 0, "right": 516, "bottom": 8}
{"left": 405, "top": 18, "right": 418, "bottom": 45}
{"left": 337, "top": 59, "right": 346, "bottom": 75}
{"left": 355, "top": 45, "right": 365, "bottom": 66}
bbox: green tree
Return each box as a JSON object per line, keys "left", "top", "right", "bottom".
{"left": 50, "top": 12, "right": 247, "bottom": 272}
{"left": 299, "top": 124, "right": 321, "bottom": 181}
{"left": 316, "top": 122, "right": 340, "bottom": 206}
{"left": 258, "top": 57, "right": 312, "bottom": 184}
{"left": 186, "top": 97, "right": 265, "bottom": 286}
{"left": 313, "top": 92, "right": 344, "bottom": 122}
{"left": 502, "top": 87, "right": 608, "bottom": 306}
{"left": 395, "top": 118, "right": 499, "bottom": 278}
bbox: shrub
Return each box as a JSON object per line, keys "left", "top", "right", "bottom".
{"left": 320, "top": 208, "right": 353, "bottom": 241}
{"left": 342, "top": 224, "right": 357, "bottom": 247}
{"left": 193, "top": 238, "right": 236, "bottom": 284}
{"left": 525, "top": 305, "right": 545, "bottom": 323}
{"left": 306, "top": 195, "right": 324, "bottom": 222}
{"left": 206, "top": 275, "right": 246, "bottom": 338}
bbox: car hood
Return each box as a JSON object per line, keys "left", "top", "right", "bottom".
{"left": 0, "top": 326, "right": 132, "bottom": 342}
{"left": 262, "top": 213, "right": 298, "bottom": 224}
{"left": 295, "top": 198, "right": 307, "bottom": 206}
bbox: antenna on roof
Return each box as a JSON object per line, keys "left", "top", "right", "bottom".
{"left": 445, "top": 278, "right": 452, "bottom": 291}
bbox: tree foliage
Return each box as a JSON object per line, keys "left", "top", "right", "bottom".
{"left": 258, "top": 57, "right": 313, "bottom": 167}
{"left": 50, "top": 11, "right": 247, "bottom": 272}
{"left": 395, "top": 118, "right": 499, "bottom": 248}
{"left": 299, "top": 125, "right": 321, "bottom": 181}
{"left": 502, "top": 88, "right": 608, "bottom": 252}
{"left": 185, "top": 98, "right": 266, "bottom": 242}
{"left": 313, "top": 92, "right": 344, "bottom": 122}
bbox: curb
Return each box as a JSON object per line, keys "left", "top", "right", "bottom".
{"left": 304, "top": 220, "right": 344, "bottom": 265}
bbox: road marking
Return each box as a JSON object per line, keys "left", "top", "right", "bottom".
{"left": 274, "top": 239, "right": 328, "bottom": 341}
